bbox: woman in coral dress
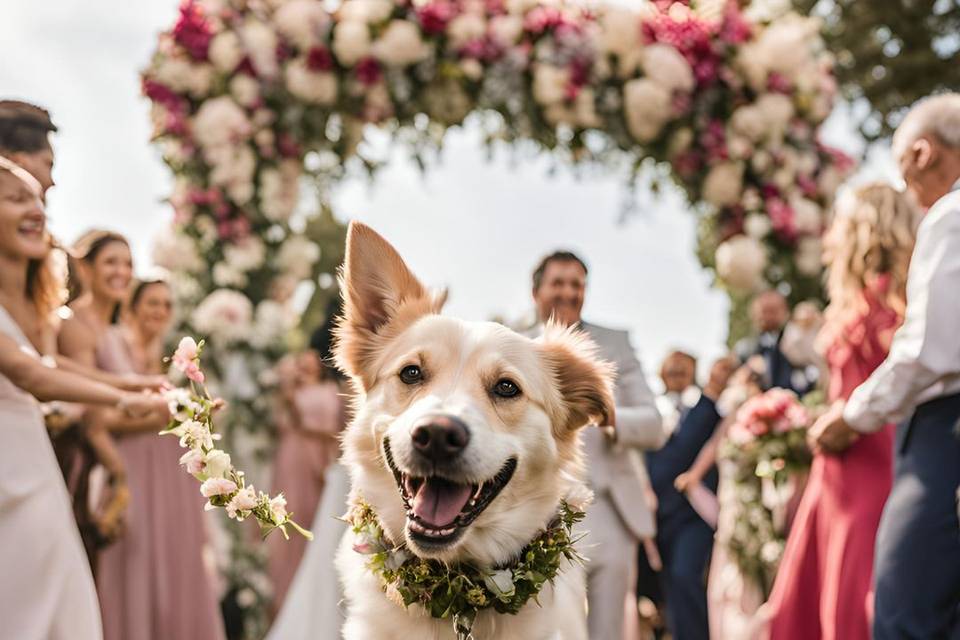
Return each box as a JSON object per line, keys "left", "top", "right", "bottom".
{"left": 765, "top": 183, "right": 920, "bottom": 640}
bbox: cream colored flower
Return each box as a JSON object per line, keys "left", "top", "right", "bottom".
{"left": 285, "top": 58, "right": 339, "bottom": 105}
{"left": 716, "top": 235, "right": 768, "bottom": 291}
{"left": 532, "top": 64, "right": 569, "bottom": 106}
{"left": 209, "top": 31, "right": 244, "bottom": 73}
{"left": 623, "top": 79, "right": 672, "bottom": 142}
{"left": 642, "top": 44, "right": 694, "bottom": 93}
{"left": 372, "top": 20, "right": 428, "bottom": 66}
{"left": 274, "top": 0, "right": 330, "bottom": 50}
{"left": 703, "top": 161, "right": 745, "bottom": 208}
{"left": 333, "top": 20, "right": 371, "bottom": 66}
{"left": 447, "top": 13, "right": 487, "bottom": 49}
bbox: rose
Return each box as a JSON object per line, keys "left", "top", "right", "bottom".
{"left": 596, "top": 7, "right": 643, "bottom": 77}
{"left": 339, "top": 0, "right": 393, "bottom": 24}
{"left": 204, "top": 449, "right": 233, "bottom": 479}
{"left": 790, "top": 196, "right": 822, "bottom": 234}
{"left": 642, "top": 44, "right": 694, "bottom": 94}
{"left": 744, "top": 213, "right": 772, "bottom": 239}
{"left": 703, "top": 161, "right": 745, "bottom": 208}
{"left": 285, "top": 59, "right": 338, "bottom": 105}
{"left": 715, "top": 235, "right": 767, "bottom": 291}
{"left": 483, "top": 569, "right": 516, "bottom": 598}
{"left": 795, "top": 237, "right": 823, "bottom": 276}
{"left": 209, "top": 31, "right": 244, "bottom": 73}
{"left": 489, "top": 15, "right": 523, "bottom": 47}
{"left": 623, "top": 79, "right": 672, "bottom": 142}
{"left": 274, "top": 0, "right": 330, "bottom": 50}
{"left": 191, "top": 289, "right": 254, "bottom": 344}
{"left": 372, "top": 20, "right": 428, "bottom": 67}
{"left": 193, "top": 96, "right": 251, "bottom": 150}
{"left": 274, "top": 236, "right": 321, "bottom": 279}
{"left": 447, "top": 13, "right": 486, "bottom": 49}
{"left": 532, "top": 64, "right": 569, "bottom": 106}
{"left": 333, "top": 20, "right": 371, "bottom": 65}
{"left": 241, "top": 18, "right": 279, "bottom": 79}
{"left": 201, "top": 476, "right": 238, "bottom": 498}
{"left": 173, "top": 336, "right": 205, "bottom": 383}
{"left": 224, "top": 237, "right": 266, "bottom": 273}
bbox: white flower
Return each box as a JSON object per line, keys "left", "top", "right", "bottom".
{"left": 226, "top": 485, "right": 259, "bottom": 520}
{"left": 275, "top": 236, "right": 321, "bottom": 279}
{"left": 623, "top": 79, "right": 672, "bottom": 142}
{"left": 224, "top": 236, "right": 266, "bottom": 272}
{"left": 259, "top": 160, "right": 302, "bottom": 221}
{"left": 332, "top": 20, "right": 371, "bottom": 66}
{"left": 447, "top": 13, "right": 487, "bottom": 49}
{"left": 728, "top": 136, "right": 753, "bottom": 160}
{"left": 193, "top": 97, "right": 251, "bottom": 150}
{"left": 796, "top": 237, "right": 823, "bottom": 276}
{"left": 339, "top": 0, "right": 393, "bottom": 24}
{"left": 269, "top": 494, "right": 288, "bottom": 524}
{"left": 213, "top": 262, "right": 247, "bottom": 288}
{"left": 285, "top": 59, "right": 338, "bottom": 105}
{"left": 597, "top": 8, "right": 643, "bottom": 77}
{"left": 744, "top": 213, "right": 772, "bottom": 239}
{"left": 230, "top": 75, "right": 261, "bottom": 108}
{"left": 730, "top": 104, "right": 767, "bottom": 141}
{"left": 152, "top": 226, "right": 205, "bottom": 274}
{"left": 460, "top": 58, "right": 483, "bottom": 80}
{"left": 716, "top": 235, "right": 768, "bottom": 291}
{"left": 241, "top": 18, "right": 280, "bottom": 79}
{"left": 752, "top": 150, "right": 773, "bottom": 174}
{"left": 191, "top": 289, "right": 254, "bottom": 344}
{"left": 791, "top": 196, "right": 822, "bottom": 234}
{"left": 164, "top": 387, "right": 200, "bottom": 421}
{"left": 172, "top": 419, "right": 214, "bottom": 450}
{"left": 757, "top": 14, "right": 820, "bottom": 82}
{"left": 755, "top": 93, "right": 795, "bottom": 140}
{"left": 372, "top": 20, "right": 428, "bottom": 67}
{"left": 204, "top": 449, "right": 233, "bottom": 479}
{"left": 483, "top": 569, "right": 516, "bottom": 598}
{"left": 574, "top": 89, "right": 600, "bottom": 128}
{"left": 209, "top": 31, "right": 244, "bottom": 73}
{"left": 489, "top": 15, "right": 523, "bottom": 47}
{"left": 703, "top": 161, "right": 745, "bottom": 208}
{"left": 532, "top": 64, "right": 569, "bottom": 106}
{"left": 642, "top": 44, "right": 694, "bottom": 93}
{"left": 274, "top": 0, "right": 330, "bottom": 50}
{"left": 251, "top": 300, "right": 298, "bottom": 348}
{"left": 667, "top": 128, "right": 694, "bottom": 158}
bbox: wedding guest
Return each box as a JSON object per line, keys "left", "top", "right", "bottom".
{"left": 0, "top": 158, "right": 162, "bottom": 640}
{"left": 0, "top": 100, "right": 57, "bottom": 200}
{"left": 525, "top": 250, "right": 665, "bottom": 640}
{"left": 647, "top": 356, "right": 735, "bottom": 640}
{"left": 811, "top": 93, "right": 960, "bottom": 639}
{"left": 268, "top": 345, "right": 346, "bottom": 615}
{"left": 657, "top": 350, "right": 702, "bottom": 435}
{"left": 765, "top": 183, "right": 919, "bottom": 640}
{"left": 59, "top": 233, "right": 225, "bottom": 639}
{"left": 735, "top": 291, "right": 816, "bottom": 394}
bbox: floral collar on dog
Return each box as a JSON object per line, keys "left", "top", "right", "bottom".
{"left": 346, "top": 498, "right": 587, "bottom": 640}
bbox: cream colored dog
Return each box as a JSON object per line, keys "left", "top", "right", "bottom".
{"left": 334, "top": 223, "right": 615, "bottom": 640}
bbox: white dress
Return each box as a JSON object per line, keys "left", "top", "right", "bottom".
{"left": 0, "top": 305, "right": 102, "bottom": 639}
{"left": 266, "top": 462, "right": 350, "bottom": 640}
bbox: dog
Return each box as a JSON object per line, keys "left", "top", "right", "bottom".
{"left": 334, "top": 222, "right": 615, "bottom": 640}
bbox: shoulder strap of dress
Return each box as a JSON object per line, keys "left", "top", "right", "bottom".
{"left": 0, "top": 304, "right": 32, "bottom": 349}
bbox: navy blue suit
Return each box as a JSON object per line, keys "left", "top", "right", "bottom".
{"left": 873, "top": 392, "right": 960, "bottom": 640}
{"left": 646, "top": 395, "right": 722, "bottom": 640}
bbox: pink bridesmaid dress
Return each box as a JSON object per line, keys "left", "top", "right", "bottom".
{"left": 268, "top": 380, "right": 343, "bottom": 613}
{"left": 766, "top": 285, "right": 900, "bottom": 640}
{"left": 94, "top": 327, "right": 225, "bottom": 640}
{"left": 0, "top": 305, "right": 102, "bottom": 640}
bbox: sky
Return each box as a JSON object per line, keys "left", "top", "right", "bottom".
{"left": 1, "top": 0, "right": 900, "bottom": 387}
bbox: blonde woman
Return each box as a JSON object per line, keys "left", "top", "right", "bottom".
{"left": 764, "top": 183, "right": 921, "bottom": 640}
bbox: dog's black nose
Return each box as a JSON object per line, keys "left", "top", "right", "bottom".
{"left": 410, "top": 415, "right": 470, "bottom": 461}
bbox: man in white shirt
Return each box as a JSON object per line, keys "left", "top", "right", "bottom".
{"left": 525, "top": 250, "right": 665, "bottom": 640}
{"left": 811, "top": 93, "right": 960, "bottom": 639}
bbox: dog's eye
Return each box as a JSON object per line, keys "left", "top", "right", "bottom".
{"left": 493, "top": 379, "right": 521, "bottom": 398}
{"left": 399, "top": 365, "right": 423, "bottom": 385}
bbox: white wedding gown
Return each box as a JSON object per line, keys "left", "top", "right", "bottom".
{"left": 0, "top": 305, "right": 102, "bottom": 639}
{"left": 266, "top": 462, "right": 350, "bottom": 640}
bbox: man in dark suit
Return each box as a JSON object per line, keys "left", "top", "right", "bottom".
{"left": 735, "top": 290, "right": 814, "bottom": 394}
{"left": 646, "top": 356, "right": 735, "bottom": 640}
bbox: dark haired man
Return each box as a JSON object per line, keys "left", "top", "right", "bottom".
{"left": 0, "top": 100, "right": 58, "bottom": 200}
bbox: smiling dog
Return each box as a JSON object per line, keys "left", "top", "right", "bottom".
{"left": 334, "top": 222, "right": 615, "bottom": 640}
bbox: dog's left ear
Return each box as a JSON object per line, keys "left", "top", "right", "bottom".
{"left": 334, "top": 222, "right": 446, "bottom": 388}
{"left": 539, "top": 324, "right": 616, "bottom": 436}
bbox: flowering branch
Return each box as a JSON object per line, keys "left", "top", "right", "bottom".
{"left": 162, "top": 337, "right": 313, "bottom": 541}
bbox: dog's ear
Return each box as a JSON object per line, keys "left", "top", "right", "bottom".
{"left": 539, "top": 323, "right": 616, "bottom": 436}
{"left": 334, "top": 222, "right": 446, "bottom": 387}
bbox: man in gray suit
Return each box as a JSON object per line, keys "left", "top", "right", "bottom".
{"left": 527, "top": 251, "right": 666, "bottom": 640}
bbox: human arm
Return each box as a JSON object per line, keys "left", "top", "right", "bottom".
{"left": 608, "top": 332, "right": 666, "bottom": 450}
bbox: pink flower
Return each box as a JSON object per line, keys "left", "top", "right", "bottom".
{"left": 306, "top": 46, "right": 334, "bottom": 72}
{"left": 226, "top": 486, "right": 259, "bottom": 519}
{"left": 417, "top": 1, "right": 456, "bottom": 35}
{"left": 200, "top": 477, "right": 238, "bottom": 498}
{"left": 180, "top": 449, "right": 205, "bottom": 475}
{"left": 172, "top": 1, "right": 213, "bottom": 61}
{"left": 172, "top": 336, "right": 205, "bottom": 383}
{"left": 354, "top": 56, "right": 382, "bottom": 86}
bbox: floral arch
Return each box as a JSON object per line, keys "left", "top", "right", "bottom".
{"left": 144, "top": 0, "right": 851, "bottom": 631}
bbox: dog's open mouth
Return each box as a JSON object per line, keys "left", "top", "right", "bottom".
{"left": 384, "top": 439, "right": 518, "bottom": 549}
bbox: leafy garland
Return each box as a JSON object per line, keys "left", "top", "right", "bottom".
{"left": 347, "top": 498, "right": 586, "bottom": 640}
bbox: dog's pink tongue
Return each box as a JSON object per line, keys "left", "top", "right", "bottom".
{"left": 412, "top": 478, "right": 472, "bottom": 527}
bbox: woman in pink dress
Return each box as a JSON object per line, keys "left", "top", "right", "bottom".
{"left": 765, "top": 183, "right": 921, "bottom": 640}
{"left": 268, "top": 348, "right": 345, "bottom": 615}
{"left": 61, "top": 231, "right": 226, "bottom": 640}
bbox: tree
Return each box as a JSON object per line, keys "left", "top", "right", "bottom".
{"left": 794, "top": 0, "right": 960, "bottom": 140}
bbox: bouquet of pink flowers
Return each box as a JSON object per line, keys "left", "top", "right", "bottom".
{"left": 722, "top": 387, "right": 812, "bottom": 595}
{"left": 162, "top": 337, "right": 312, "bottom": 541}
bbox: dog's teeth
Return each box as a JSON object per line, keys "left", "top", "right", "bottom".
{"left": 473, "top": 484, "right": 484, "bottom": 500}
{"left": 440, "top": 528, "right": 455, "bottom": 536}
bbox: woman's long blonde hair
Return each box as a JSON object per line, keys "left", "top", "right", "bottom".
{"left": 822, "top": 182, "right": 919, "bottom": 330}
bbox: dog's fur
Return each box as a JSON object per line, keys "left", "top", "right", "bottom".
{"left": 334, "top": 223, "right": 615, "bottom": 640}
